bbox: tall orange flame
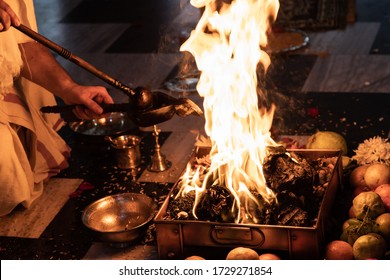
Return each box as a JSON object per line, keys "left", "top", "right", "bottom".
{"left": 177, "top": 0, "right": 280, "bottom": 223}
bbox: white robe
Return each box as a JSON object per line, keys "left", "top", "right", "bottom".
{"left": 0, "top": 0, "right": 70, "bottom": 216}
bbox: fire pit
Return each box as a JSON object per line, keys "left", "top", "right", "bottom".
{"left": 154, "top": 0, "right": 343, "bottom": 260}
{"left": 154, "top": 147, "right": 342, "bottom": 260}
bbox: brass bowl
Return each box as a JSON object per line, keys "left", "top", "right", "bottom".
{"left": 81, "top": 193, "right": 157, "bottom": 246}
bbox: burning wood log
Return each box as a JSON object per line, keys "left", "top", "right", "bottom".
{"left": 164, "top": 147, "right": 337, "bottom": 227}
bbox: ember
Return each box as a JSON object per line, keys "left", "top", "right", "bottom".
{"left": 164, "top": 147, "right": 338, "bottom": 227}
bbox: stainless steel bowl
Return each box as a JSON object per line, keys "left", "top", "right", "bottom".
{"left": 81, "top": 193, "right": 157, "bottom": 246}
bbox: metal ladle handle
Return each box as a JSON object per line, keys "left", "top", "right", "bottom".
{"left": 14, "top": 24, "right": 136, "bottom": 98}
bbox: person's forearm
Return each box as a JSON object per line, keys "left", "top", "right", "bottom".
{"left": 18, "top": 40, "right": 114, "bottom": 118}
{"left": 19, "top": 41, "right": 77, "bottom": 99}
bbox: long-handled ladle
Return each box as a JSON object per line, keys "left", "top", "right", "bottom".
{"left": 13, "top": 24, "right": 203, "bottom": 126}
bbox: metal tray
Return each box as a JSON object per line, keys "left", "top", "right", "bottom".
{"left": 154, "top": 148, "right": 343, "bottom": 260}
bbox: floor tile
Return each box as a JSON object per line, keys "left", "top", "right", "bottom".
{"left": 34, "top": 0, "right": 82, "bottom": 25}
{"left": 302, "top": 54, "right": 390, "bottom": 92}
{"left": 370, "top": 22, "right": 390, "bottom": 54}
{"left": 59, "top": 0, "right": 183, "bottom": 53}
{"left": 267, "top": 54, "right": 318, "bottom": 93}
{"left": 55, "top": 53, "right": 182, "bottom": 103}
{"left": 106, "top": 24, "right": 168, "bottom": 53}
{"left": 355, "top": 0, "right": 390, "bottom": 22}
{"left": 305, "top": 22, "right": 381, "bottom": 55}
{"left": 0, "top": 179, "right": 82, "bottom": 238}
{"left": 37, "top": 23, "right": 131, "bottom": 53}
{"left": 60, "top": 0, "right": 182, "bottom": 23}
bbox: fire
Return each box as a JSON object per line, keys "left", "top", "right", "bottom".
{"left": 176, "top": 0, "right": 280, "bottom": 223}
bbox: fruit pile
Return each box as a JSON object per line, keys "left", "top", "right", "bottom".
{"left": 323, "top": 134, "right": 390, "bottom": 260}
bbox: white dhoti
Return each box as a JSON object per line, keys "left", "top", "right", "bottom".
{"left": 0, "top": 0, "right": 70, "bottom": 216}
{"left": 0, "top": 79, "right": 71, "bottom": 216}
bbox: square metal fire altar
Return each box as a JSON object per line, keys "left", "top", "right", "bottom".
{"left": 154, "top": 147, "right": 343, "bottom": 260}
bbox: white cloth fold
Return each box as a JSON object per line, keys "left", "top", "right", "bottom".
{"left": 0, "top": 30, "right": 23, "bottom": 96}
{"left": 0, "top": 78, "right": 70, "bottom": 216}
{"left": 0, "top": 0, "right": 38, "bottom": 97}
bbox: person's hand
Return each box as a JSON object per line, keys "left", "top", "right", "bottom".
{"left": 59, "top": 84, "right": 114, "bottom": 120}
{"left": 0, "top": 0, "right": 20, "bottom": 31}
{"left": 18, "top": 41, "right": 114, "bottom": 120}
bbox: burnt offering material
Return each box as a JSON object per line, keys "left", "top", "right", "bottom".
{"left": 154, "top": 148, "right": 342, "bottom": 260}
{"left": 167, "top": 184, "right": 236, "bottom": 223}
{"left": 165, "top": 146, "right": 336, "bottom": 227}
{"left": 262, "top": 146, "right": 334, "bottom": 227}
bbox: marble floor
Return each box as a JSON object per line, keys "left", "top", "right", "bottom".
{"left": 0, "top": 0, "right": 389, "bottom": 260}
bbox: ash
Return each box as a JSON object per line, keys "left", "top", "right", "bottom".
{"left": 165, "top": 146, "right": 337, "bottom": 227}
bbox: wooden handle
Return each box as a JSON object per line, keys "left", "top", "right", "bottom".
{"left": 14, "top": 24, "right": 135, "bottom": 98}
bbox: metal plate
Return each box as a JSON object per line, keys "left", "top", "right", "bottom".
{"left": 69, "top": 112, "right": 136, "bottom": 136}
{"left": 267, "top": 28, "right": 310, "bottom": 54}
